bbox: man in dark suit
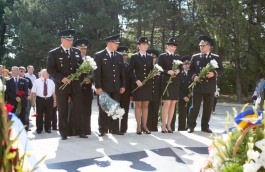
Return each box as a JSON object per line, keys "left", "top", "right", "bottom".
{"left": 147, "top": 49, "right": 161, "bottom": 132}
{"left": 5, "top": 66, "right": 29, "bottom": 130}
{"left": 117, "top": 46, "right": 130, "bottom": 134}
{"left": 188, "top": 35, "right": 223, "bottom": 133}
{"left": 178, "top": 56, "right": 192, "bottom": 131}
{"left": 73, "top": 38, "right": 93, "bottom": 135}
{"left": 47, "top": 29, "right": 87, "bottom": 139}
{"left": 94, "top": 34, "right": 126, "bottom": 136}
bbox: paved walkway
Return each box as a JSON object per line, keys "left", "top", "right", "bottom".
{"left": 28, "top": 98, "right": 245, "bottom": 172}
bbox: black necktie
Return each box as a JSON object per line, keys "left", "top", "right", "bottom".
{"left": 44, "top": 79, "right": 47, "bottom": 97}
{"left": 142, "top": 55, "right": 146, "bottom": 59}
{"left": 66, "top": 50, "right": 69, "bottom": 55}
{"left": 111, "top": 52, "right": 114, "bottom": 58}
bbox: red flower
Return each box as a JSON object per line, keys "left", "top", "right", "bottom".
{"left": 5, "top": 104, "right": 14, "bottom": 113}
{"left": 9, "top": 147, "right": 17, "bottom": 153}
{"left": 17, "top": 91, "right": 25, "bottom": 96}
{"left": 32, "top": 113, "right": 38, "bottom": 117}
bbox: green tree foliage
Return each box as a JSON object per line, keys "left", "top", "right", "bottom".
{"left": 196, "top": 0, "right": 265, "bottom": 102}
{"left": 1, "top": 0, "right": 265, "bottom": 101}
{"left": 4, "top": 0, "right": 122, "bottom": 71}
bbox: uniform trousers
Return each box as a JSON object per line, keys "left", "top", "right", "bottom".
{"left": 51, "top": 105, "right": 57, "bottom": 129}
{"left": 147, "top": 100, "right": 160, "bottom": 131}
{"left": 98, "top": 91, "right": 120, "bottom": 134}
{"left": 120, "top": 91, "right": 130, "bottom": 132}
{"left": 82, "top": 94, "right": 92, "bottom": 135}
{"left": 188, "top": 92, "right": 214, "bottom": 130}
{"left": 178, "top": 99, "right": 190, "bottom": 131}
{"left": 57, "top": 92, "right": 83, "bottom": 137}
{"left": 36, "top": 96, "right": 53, "bottom": 132}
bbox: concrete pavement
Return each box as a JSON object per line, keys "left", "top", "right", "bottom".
{"left": 28, "top": 98, "right": 245, "bottom": 172}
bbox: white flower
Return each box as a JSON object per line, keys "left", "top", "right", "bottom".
{"left": 243, "top": 161, "right": 261, "bottom": 172}
{"left": 210, "top": 59, "right": 219, "bottom": 68}
{"left": 116, "top": 108, "right": 125, "bottom": 117}
{"left": 173, "top": 60, "right": 183, "bottom": 65}
{"left": 255, "top": 139, "right": 265, "bottom": 152}
{"left": 258, "top": 152, "right": 265, "bottom": 168}
{"left": 86, "top": 56, "right": 97, "bottom": 69}
{"left": 247, "top": 149, "right": 260, "bottom": 162}
{"left": 154, "top": 64, "right": 164, "bottom": 72}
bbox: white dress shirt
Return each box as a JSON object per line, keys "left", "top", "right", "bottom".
{"left": 32, "top": 78, "right": 55, "bottom": 97}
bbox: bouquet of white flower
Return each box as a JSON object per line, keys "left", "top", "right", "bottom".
{"left": 162, "top": 60, "right": 183, "bottom": 96}
{"left": 60, "top": 56, "right": 97, "bottom": 89}
{"left": 189, "top": 59, "right": 219, "bottom": 91}
{"left": 201, "top": 106, "right": 265, "bottom": 172}
{"left": 99, "top": 91, "right": 125, "bottom": 122}
{"left": 132, "top": 64, "right": 164, "bottom": 93}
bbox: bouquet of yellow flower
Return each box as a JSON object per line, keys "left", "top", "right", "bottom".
{"left": 162, "top": 59, "right": 183, "bottom": 96}
{"left": 189, "top": 59, "right": 219, "bottom": 91}
{"left": 201, "top": 105, "right": 265, "bottom": 172}
{"left": 132, "top": 64, "right": 163, "bottom": 93}
{"left": 60, "top": 56, "right": 97, "bottom": 89}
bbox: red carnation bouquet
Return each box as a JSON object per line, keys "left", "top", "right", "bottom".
{"left": 15, "top": 91, "right": 25, "bottom": 115}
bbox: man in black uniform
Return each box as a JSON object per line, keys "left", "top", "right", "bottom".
{"left": 117, "top": 46, "right": 130, "bottom": 134}
{"left": 47, "top": 29, "right": 87, "bottom": 139}
{"left": 147, "top": 49, "right": 161, "bottom": 131}
{"left": 178, "top": 56, "right": 192, "bottom": 131}
{"left": 73, "top": 38, "right": 93, "bottom": 135}
{"left": 94, "top": 34, "right": 126, "bottom": 136}
{"left": 188, "top": 35, "right": 223, "bottom": 133}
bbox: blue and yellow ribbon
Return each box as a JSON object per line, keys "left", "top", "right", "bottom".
{"left": 234, "top": 108, "right": 263, "bottom": 129}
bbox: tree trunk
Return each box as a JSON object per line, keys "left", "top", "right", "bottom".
{"left": 150, "top": 19, "right": 156, "bottom": 47}
{"left": 235, "top": 55, "right": 243, "bottom": 102}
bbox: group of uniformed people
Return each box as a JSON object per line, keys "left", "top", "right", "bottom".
{"left": 46, "top": 29, "right": 223, "bottom": 140}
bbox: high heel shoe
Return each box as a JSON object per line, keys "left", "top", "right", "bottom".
{"left": 136, "top": 127, "right": 142, "bottom": 135}
{"left": 161, "top": 126, "right": 167, "bottom": 133}
{"left": 166, "top": 125, "right": 173, "bottom": 133}
{"left": 142, "top": 128, "right": 151, "bottom": 134}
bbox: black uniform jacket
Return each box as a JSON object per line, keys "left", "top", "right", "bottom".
{"left": 47, "top": 46, "right": 83, "bottom": 94}
{"left": 179, "top": 70, "right": 192, "bottom": 100}
{"left": 189, "top": 52, "right": 223, "bottom": 94}
{"left": 93, "top": 49, "right": 126, "bottom": 93}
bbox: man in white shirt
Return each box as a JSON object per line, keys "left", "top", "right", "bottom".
{"left": 25, "top": 65, "right": 36, "bottom": 84}
{"left": 25, "top": 65, "right": 36, "bottom": 122}
{"left": 31, "top": 69, "right": 56, "bottom": 134}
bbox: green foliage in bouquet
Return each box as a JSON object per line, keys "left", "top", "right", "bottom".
{"left": 202, "top": 105, "right": 265, "bottom": 172}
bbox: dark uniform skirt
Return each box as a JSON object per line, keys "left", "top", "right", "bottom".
{"left": 132, "top": 79, "right": 152, "bottom": 101}
{"left": 161, "top": 74, "right": 180, "bottom": 100}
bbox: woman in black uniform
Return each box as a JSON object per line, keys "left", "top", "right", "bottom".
{"left": 158, "top": 38, "right": 181, "bottom": 133}
{"left": 129, "top": 37, "right": 153, "bottom": 134}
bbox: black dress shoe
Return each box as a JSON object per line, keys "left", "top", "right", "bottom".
{"left": 167, "top": 130, "right": 173, "bottom": 133}
{"left": 79, "top": 134, "right": 88, "bottom": 138}
{"left": 142, "top": 129, "right": 151, "bottom": 134}
{"left": 61, "top": 136, "right": 67, "bottom": 140}
{"left": 136, "top": 131, "right": 142, "bottom": 135}
{"left": 112, "top": 131, "right": 124, "bottom": 135}
{"left": 36, "top": 130, "right": 42, "bottom": 134}
{"left": 188, "top": 128, "right": 194, "bottom": 133}
{"left": 201, "top": 128, "right": 213, "bottom": 133}
{"left": 161, "top": 130, "right": 167, "bottom": 133}
{"left": 45, "top": 129, "right": 51, "bottom": 133}
{"left": 98, "top": 132, "right": 105, "bottom": 137}
{"left": 52, "top": 128, "right": 58, "bottom": 130}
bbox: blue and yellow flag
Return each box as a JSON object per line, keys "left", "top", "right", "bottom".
{"left": 234, "top": 108, "right": 263, "bottom": 129}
